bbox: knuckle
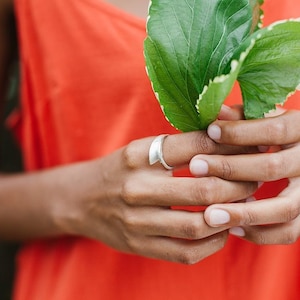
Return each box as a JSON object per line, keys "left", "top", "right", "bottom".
{"left": 121, "top": 180, "right": 139, "bottom": 205}
{"left": 176, "top": 233, "right": 227, "bottom": 265}
{"left": 193, "top": 133, "right": 217, "bottom": 154}
{"left": 122, "top": 210, "right": 138, "bottom": 232}
{"left": 177, "top": 249, "right": 200, "bottom": 265}
{"left": 191, "top": 178, "right": 217, "bottom": 204}
{"left": 122, "top": 141, "right": 140, "bottom": 169}
{"left": 265, "top": 153, "right": 285, "bottom": 180}
{"left": 181, "top": 219, "right": 203, "bottom": 240}
{"left": 220, "top": 159, "right": 234, "bottom": 179}
{"left": 242, "top": 209, "right": 257, "bottom": 226}
{"left": 266, "top": 120, "right": 288, "bottom": 143}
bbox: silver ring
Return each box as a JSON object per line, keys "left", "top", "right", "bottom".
{"left": 149, "top": 134, "right": 173, "bottom": 170}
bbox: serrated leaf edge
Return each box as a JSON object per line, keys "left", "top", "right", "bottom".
{"left": 243, "top": 18, "right": 300, "bottom": 118}
{"left": 196, "top": 38, "right": 256, "bottom": 115}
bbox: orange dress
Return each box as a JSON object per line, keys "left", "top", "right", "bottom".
{"left": 13, "top": 0, "right": 300, "bottom": 299}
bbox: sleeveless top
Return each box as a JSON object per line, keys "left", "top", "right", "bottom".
{"left": 13, "top": 0, "right": 300, "bottom": 299}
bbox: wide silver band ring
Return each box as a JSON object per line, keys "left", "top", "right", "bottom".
{"left": 149, "top": 134, "right": 173, "bottom": 170}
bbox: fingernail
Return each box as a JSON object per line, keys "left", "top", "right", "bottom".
{"left": 229, "top": 227, "right": 245, "bottom": 237}
{"left": 207, "top": 125, "right": 221, "bottom": 140}
{"left": 209, "top": 209, "right": 230, "bottom": 226}
{"left": 189, "top": 159, "right": 208, "bottom": 176}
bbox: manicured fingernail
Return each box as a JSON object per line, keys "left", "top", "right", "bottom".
{"left": 207, "top": 125, "right": 221, "bottom": 140}
{"left": 229, "top": 227, "right": 245, "bottom": 237}
{"left": 189, "top": 159, "right": 208, "bottom": 176}
{"left": 209, "top": 209, "right": 230, "bottom": 226}
{"left": 258, "top": 181, "right": 264, "bottom": 188}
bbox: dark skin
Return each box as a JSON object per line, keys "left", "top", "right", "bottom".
{"left": 0, "top": 0, "right": 300, "bottom": 265}
{"left": 0, "top": 0, "right": 259, "bottom": 266}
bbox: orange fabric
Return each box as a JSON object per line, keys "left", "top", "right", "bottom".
{"left": 13, "top": 0, "right": 300, "bottom": 299}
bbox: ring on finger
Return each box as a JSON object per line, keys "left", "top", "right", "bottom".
{"left": 149, "top": 134, "right": 173, "bottom": 170}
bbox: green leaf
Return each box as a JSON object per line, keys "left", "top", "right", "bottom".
{"left": 144, "top": 0, "right": 254, "bottom": 131}
{"left": 237, "top": 19, "right": 300, "bottom": 119}
{"left": 144, "top": 1, "right": 300, "bottom": 131}
{"left": 197, "top": 41, "right": 255, "bottom": 128}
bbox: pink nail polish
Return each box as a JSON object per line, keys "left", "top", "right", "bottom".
{"left": 229, "top": 227, "right": 245, "bottom": 237}
{"left": 207, "top": 125, "right": 221, "bottom": 140}
{"left": 209, "top": 209, "right": 230, "bottom": 226}
{"left": 190, "top": 159, "right": 208, "bottom": 176}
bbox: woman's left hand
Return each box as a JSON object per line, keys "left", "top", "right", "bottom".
{"left": 189, "top": 109, "right": 300, "bottom": 245}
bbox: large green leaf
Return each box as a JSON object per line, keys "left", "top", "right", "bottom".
{"left": 144, "top": 0, "right": 300, "bottom": 131}
{"left": 237, "top": 20, "right": 300, "bottom": 119}
{"left": 144, "top": 0, "right": 254, "bottom": 131}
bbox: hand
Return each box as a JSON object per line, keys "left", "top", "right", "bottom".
{"left": 54, "top": 130, "right": 258, "bottom": 264}
{"left": 189, "top": 109, "right": 300, "bottom": 245}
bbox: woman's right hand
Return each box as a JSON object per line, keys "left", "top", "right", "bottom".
{"left": 51, "top": 131, "right": 258, "bottom": 264}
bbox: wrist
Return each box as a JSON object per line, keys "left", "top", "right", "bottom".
{"left": 49, "top": 159, "right": 105, "bottom": 238}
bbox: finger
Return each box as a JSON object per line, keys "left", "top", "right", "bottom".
{"left": 132, "top": 232, "right": 228, "bottom": 264}
{"left": 190, "top": 145, "right": 300, "bottom": 182}
{"left": 123, "top": 132, "right": 257, "bottom": 172}
{"left": 123, "top": 206, "right": 227, "bottom": 240}
{"left": 204, "top": 194, "right": 299, "bottom": 228}
{"left": 162, "top": 132, "right": 257, "bottom": 168}
{"left": 122, "top": 174, "right": 258, "bottom": 206}
{"left": 218, "top": 104, "right": 244, "bottom": 121}
{"left": 207, "top": 110, "right": 300, "bottom": 146}
{"left": 229, "top": 215, "right": 300, "bottom": 245}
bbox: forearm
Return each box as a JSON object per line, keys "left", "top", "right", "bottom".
{"left": 0, "top": 159, "right": 104, "bottom": 241}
